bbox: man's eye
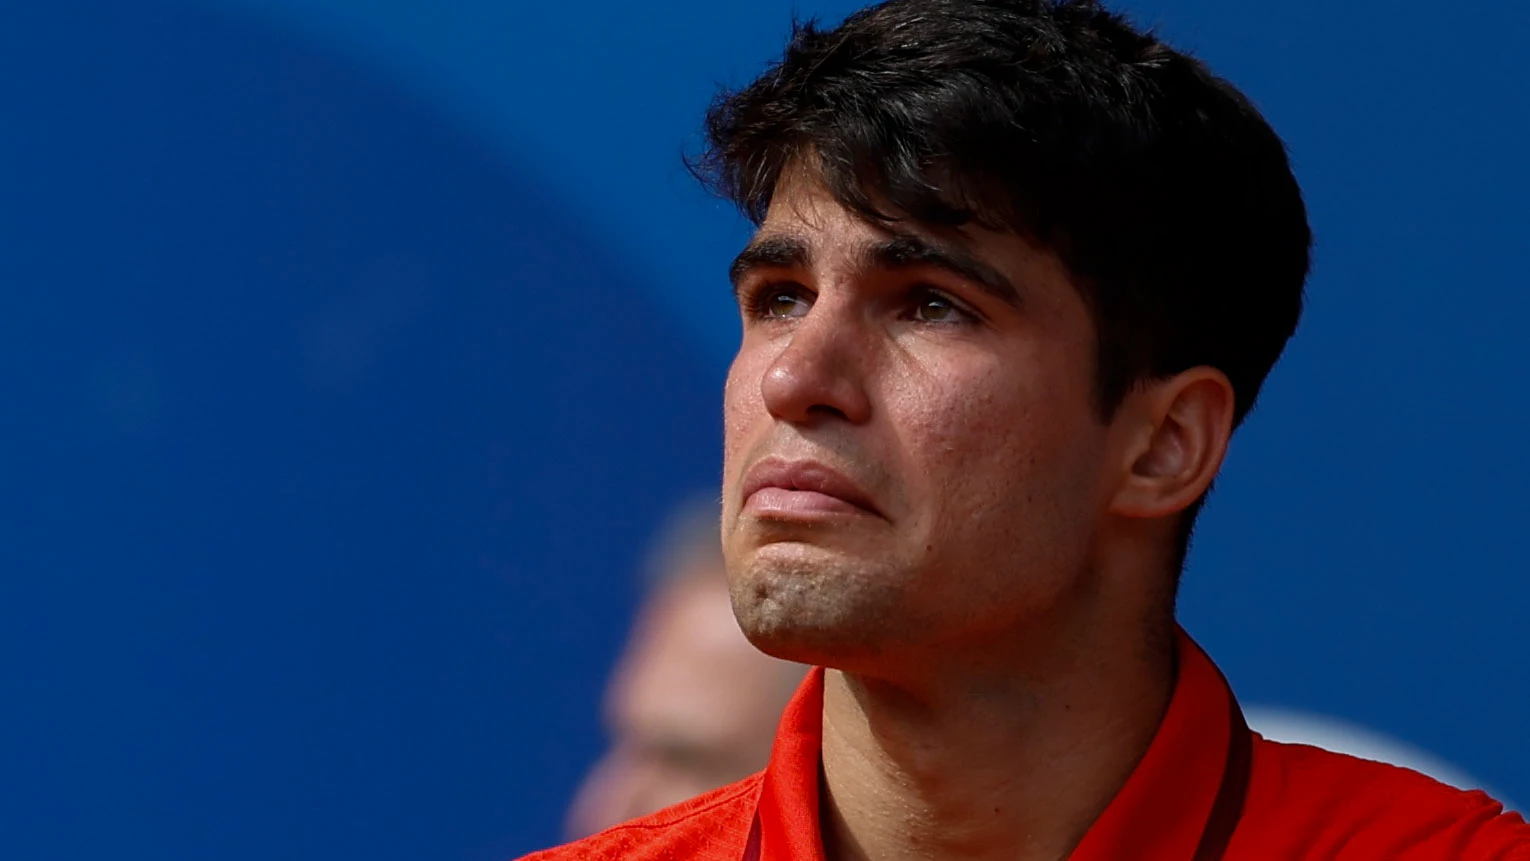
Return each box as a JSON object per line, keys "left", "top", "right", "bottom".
{"left": 911, "top": 292, "right": 970, "bottom": 324}
{"left": 754, "top": 286, "right": 812, "bottom": 319}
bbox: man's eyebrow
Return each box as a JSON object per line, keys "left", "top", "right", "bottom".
{"left": 864, "top": 234, "right": 1022, "bottom": 307}
{"left": 729, "top": 235, "right": 811, "bottom": 295}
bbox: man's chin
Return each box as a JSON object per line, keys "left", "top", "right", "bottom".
{"left": 734, "top": 613, "right": 864, "bottom": 667}
{"left": 725, "top": 547, "right": 905, "bottom": 667}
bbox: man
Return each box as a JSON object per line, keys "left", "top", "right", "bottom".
{"left": 526, "top": 0, "right": 1530, "bottom": 858}
{"left": 562, "top": 499, "right": 804, "bottom": 839}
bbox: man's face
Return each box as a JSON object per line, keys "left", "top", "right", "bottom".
{"left": 721, "top": 172, "right": 1117, "bottom": 670}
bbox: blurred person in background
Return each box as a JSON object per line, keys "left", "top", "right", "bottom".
{"left": 527, "top": 0, "right": 1530, "bottom": 858}
{"left": 563, "top": 498, "right": 805, "bottom": 840}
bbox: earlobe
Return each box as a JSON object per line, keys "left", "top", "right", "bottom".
{"left": 1110, "top": 368, "right": 1234, "bottom": 520}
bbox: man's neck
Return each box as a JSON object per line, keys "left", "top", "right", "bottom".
{"left": 816, "top": 617, "right": 1176, "bottom": 861}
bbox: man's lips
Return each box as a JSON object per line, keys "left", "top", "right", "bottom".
{"left": 740, "top": 458, "right": 882, "bottom": 519}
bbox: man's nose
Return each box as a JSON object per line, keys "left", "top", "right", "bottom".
{"left": 758, "top": 300, "right": 873, "bottom": 426}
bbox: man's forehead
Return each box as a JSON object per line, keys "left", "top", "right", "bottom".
{"left": 759, "top": 170, "right": 1052, "bottom": 263}
{"left": 759, "top": 167, "right": 935, "bottom": 242}
{"left": 761, "top": 157, "right": 1008, "bottom": 240}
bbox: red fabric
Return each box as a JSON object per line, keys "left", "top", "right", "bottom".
{"left": 523, "top": 631, "right": 1530, "bottom": 860}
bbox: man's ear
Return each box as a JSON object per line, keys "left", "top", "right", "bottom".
{"left": 1108, "top": 367, "right": 1235, "bottom": 519}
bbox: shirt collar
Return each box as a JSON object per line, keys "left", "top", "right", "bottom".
{"left": 750, "top": 628, "right": 1246, "bottom": 861}
{"left": 754, "top": 661, "right": 827, "bottom": 860}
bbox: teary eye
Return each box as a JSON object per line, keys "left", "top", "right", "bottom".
{"left": 754, "top": 285, "right": 812, "bottom": 319}
{"left": 909, "top": 290, "right": 973, "bottom": 324}
{"left": 916, "top": 296, "right": 955, "bottom": 322}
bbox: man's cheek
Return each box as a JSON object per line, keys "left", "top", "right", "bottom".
{"left": 720, "top": 378, "right": 750, "bottom": 445}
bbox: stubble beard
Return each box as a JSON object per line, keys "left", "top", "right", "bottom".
{"left": 725, "top": 538, "right": 918, "bottom": 668}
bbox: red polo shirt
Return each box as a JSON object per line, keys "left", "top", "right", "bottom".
{"left": 523, "top": 631, "right": 1530, "bottom": 860}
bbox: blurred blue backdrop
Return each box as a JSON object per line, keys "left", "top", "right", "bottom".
{"left": 1, "top": 0, "right": 1524, "bottom": 858}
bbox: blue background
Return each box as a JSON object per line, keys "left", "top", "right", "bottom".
{"left": 1, "top": 0, "right": 1524, "bottom": 858}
